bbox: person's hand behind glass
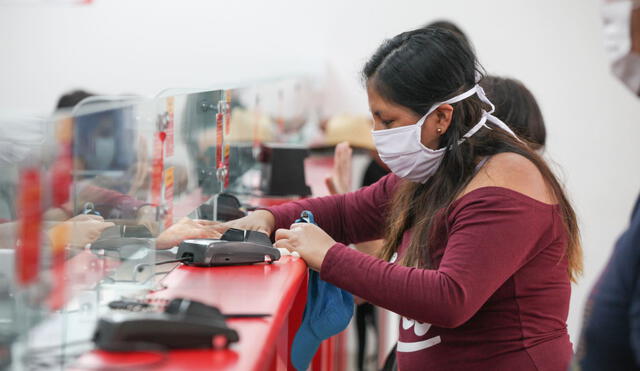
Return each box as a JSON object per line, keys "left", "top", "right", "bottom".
{"left": 156, "top": 217, "right": 222, "bottom": 249}
{"left": 48, "top": 214, "right": 115, "bottom": 248}
{"left": 324, "top": 141, "right": 352, "bottom": 195}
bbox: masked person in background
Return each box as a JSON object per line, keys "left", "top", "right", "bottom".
{"left": 571, "top": 1, "right": 640, "bottom": 369}
{"left": 603, "top": 0, "right": 640, "bottom": 95}
{"left": 163, "top": 28, "right": 582, "bottom": 370}
{"left": 52, "top": 90, "right": 191, "bottom": 236}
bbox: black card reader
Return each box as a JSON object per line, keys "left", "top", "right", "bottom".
{"left": 176, "top": 228, "right": 280, "bottom": 267}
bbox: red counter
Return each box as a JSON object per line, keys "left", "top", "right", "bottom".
{"left": 72, "top": 154, "right": 346, "bottom": 371}
{"left": 75, "top": 256, "right": 308, "bottom": 371}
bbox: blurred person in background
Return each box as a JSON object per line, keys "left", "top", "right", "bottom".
{"left": 572, "top": 1, "right": 640, "bottom": 369}
{"left": 479, "top": 76, "right": 547, "bottom": 151}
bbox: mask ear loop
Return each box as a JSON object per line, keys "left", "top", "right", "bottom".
{"left": 474, "top": 84, "right": 522, "bottom": 141}
{"left": 475, "top": 85, "right": 496, "bottom": 114}
{"left": 415, "top": 114, "right": 429, "bottom": 128}
{"left": 417, "top": 84, "right": 520, "bottom": 146}
{"left": 446, "top": 85, "right": 492, "bottom": 145}
{"left": 458, "top": 114, "right": 489, "bottom": 144}
{"left": 417, "top": 84, "right": 482, "bottom": 134}
{"left": 486, "top": 114, "right": 522, "bottom": 142}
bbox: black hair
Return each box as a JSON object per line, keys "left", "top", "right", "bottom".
{"left": 424, "top": 20, "right": 469, "bottom": 46}
{"left": 364, "top": 27, "right": 481, "bottom": 117}
{"left": 480, "top": 76, "right": 547, "bottom": 149}
{"left": 56, "top": 90, "right": 95, "bottom": 110}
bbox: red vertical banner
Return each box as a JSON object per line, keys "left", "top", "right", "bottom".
{"left": 151, "top": 132, "right": 166, "bottom": 206}
{"left": 165, "top": 97, "right": 175, "bottom": 158}
{"left": 216, "top": 109, "right": 224, "bottom": 169}
{"left": 224, "top": 92, "right": 232, "bottom": 188}
{"left": 16, "top": 169, "right": 42, "bottom": 287}
{"left": 163, "top": 167, "right": 174, "bottom": 230}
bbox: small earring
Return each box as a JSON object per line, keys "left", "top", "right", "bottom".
{"left": 436, "top": 128, "right": 442, "bottom": 134}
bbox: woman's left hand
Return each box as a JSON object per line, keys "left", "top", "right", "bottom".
{"left": 274, "top": 223, "right": 336, "bottom": 271}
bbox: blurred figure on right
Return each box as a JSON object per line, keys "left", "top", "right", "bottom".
{"left": 571, "top": 1, "right": 640, "bottom": 369}
{"left": 602, "top": 0, "right": 640, "bottom": 96}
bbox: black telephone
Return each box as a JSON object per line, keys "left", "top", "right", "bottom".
{"left": 197, "top": 193, "right": 247, "bottom": 222}
{"left": 93, "top": 298, "right": 239, "bottom": 351}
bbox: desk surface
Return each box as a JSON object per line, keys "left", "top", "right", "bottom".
{"left": 70, "top": 154, "right": 335, "bottom": 371}
{"left": 73, "top": 256, "right": 307, "bottom": 371}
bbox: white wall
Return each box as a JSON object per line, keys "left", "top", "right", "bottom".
{"left": 2, "top": 0, "right": 640, "bottom": 347}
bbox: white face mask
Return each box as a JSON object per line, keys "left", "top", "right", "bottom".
{"left": 89, "top": 136, "right": 116, "bottom": 170}
{"left": 602, "top": 0, "right": 640, "bottom": 94}
{"left": 371, "top": 84, "right": 518, "bottom": 184}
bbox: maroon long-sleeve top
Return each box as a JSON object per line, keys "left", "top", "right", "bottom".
{"left": 267, "top": 174, "right": 572, "bottom": 370}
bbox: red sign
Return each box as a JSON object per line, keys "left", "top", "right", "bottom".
{"left": 165, "top": 97, "right": 175, "bottom": 158}
{"left": 151, "top": 132, "right": 166, "bottom": 206}
{"left": 16, "top": 168, "right": 42, "bottom": 286}
{"left": 216, "top": 111, "right": 223, "bottom": 169}
{"left": 224, "top": 93, "right": 232, "bottom": 188}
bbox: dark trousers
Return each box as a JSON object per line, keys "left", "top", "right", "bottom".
{"left": 355, "top": 303, "right": 377, "bottom": 371}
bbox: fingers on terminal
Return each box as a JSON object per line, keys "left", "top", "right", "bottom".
{"left": 275, "top": 228, "right": 294, "bottom": 241}
{"left": 274, "top": 239, "right": 295, "bottom": 252}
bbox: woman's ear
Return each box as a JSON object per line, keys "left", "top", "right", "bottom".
{"left": 421, "top": 103, "right": 455, "bottom": 150}
{"left": 434, "top": 104, "right": 454, "bottom": 134}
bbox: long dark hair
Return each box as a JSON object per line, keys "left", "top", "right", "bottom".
{"left": 364, "top": 28, "right": 582, "bottom": 282}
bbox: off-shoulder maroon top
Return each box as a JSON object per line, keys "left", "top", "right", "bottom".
{"left": 267, "top": 174, "right": 572, "bottom": 371}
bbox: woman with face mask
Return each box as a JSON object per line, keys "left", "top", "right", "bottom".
{"left": 330, "top": 75, "right": 551, "bottom": 371}
{"left": 193, "top": 28, "right": 583, "bottom": 369}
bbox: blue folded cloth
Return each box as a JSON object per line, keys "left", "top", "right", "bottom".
{"left": 291, "top": 211, "right": 354, "bottom": 370}
{"left": 291, "top": 270, "right": 354, "bottom": 370}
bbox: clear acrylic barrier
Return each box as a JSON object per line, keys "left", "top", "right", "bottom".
{"left": 0, "top": 110, "right": 61, "bottom": 369}
{"left": 159, "top": 75, "right": 322, "bottom": 207}
{"left": 1, "top": 74, "right": 322, "bottom": 370}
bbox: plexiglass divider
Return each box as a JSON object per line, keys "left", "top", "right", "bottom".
{"left": 0, "top": 74, "right": 323, "bottom": 370}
